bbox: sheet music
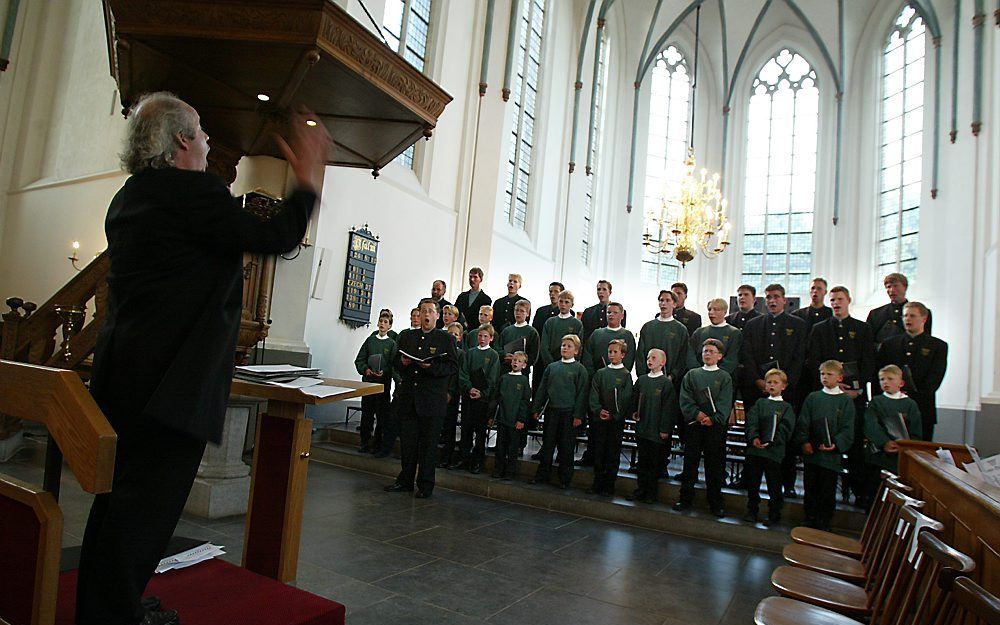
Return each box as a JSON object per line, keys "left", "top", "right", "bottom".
{"left": 155, "top": 543, "right": 225, "bottom": 574}
{"left": 264, "top": 377, "right": 324, "bottom": 389}
{"left": 299, "top": 385, "right": 357, "bottom": 398}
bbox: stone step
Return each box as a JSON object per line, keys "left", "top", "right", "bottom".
{"left": 310, "top": 429, "right": 866, "bottom": 554}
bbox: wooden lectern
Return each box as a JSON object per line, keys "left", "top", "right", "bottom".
{"left": 231, "top": 378, "right": 382, "bottom": 582}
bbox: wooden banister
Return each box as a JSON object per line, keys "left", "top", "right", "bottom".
{"left": 0, "top": 360, "right": 116, "bottom": 493}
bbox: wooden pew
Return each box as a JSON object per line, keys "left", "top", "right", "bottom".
{"left": 898, "top": 447, "right": 1000, "bottom": 595}
{"left": 0, "top": 360, "right": 117, "bottom": 625}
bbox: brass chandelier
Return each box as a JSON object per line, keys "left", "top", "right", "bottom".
{"left": 642, "top": 5, "right": 731, "bottom": 267}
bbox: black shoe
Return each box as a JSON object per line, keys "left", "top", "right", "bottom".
{"left": 140, "top": 610, "right": 179, "bottom": 625}
{"left": 141, "top": 596, "right": 162, "bottom": 613}
{"left": 470, "top": 463, "right": 482, "bottom": 474}
{"left": 530, "top": 452, "right": 542, "bottom": 460}
{"left": 372, "top": 451, "right": 390, "bottom": 459}
{"left": 448, "top": 460, "right": 469, "bottom": 471}
{"left": 743, "top": 511, "right": 758, "bottom": 523}
{"left": 712, "top": 507, "right": 726, "bottom": 518}
{"left": 672, "top": 501, "right": 690, "bottom": 512}
{"left": 784, "top": 487, "right": 798, "bottom": 498}
{"left": 415, "top": 490, "right": 432, "bottom": 499}
{"left": 383, "top": 483, "right": 412, "bottom": 493}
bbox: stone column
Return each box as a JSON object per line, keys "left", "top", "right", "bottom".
{"left": 184, "top": 396, "right": 264, "bottom": 519}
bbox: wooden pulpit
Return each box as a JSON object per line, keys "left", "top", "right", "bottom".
{"left": 231, "top": 378, "right": 382, "bottom": 582}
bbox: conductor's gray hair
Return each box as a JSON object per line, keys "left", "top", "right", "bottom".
{"left": 120, "top": 92, "right": 198, "bottom": 174}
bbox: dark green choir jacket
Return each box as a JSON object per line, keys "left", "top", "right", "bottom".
{"left": 636, "top": 317, "right": 689, "bottom": 379}
{"left": 876, "top": 331, "right": 947, "bottom": 428}
{"left": 353, "top": 333, "right": 400, "bottom": 387}
{"left": 588, "top": 365, "right": 634, "bottom": 421}
{"left": 864, "top": 394, "right": 922, "bottom": 471}
{"left": 805, "top": 316, "right": 875, "bottom": 393}
{"left": 449, "top": 346, "right": 465, "bottom": 402}
{"left": 744, "top": 397, "right": 796, "bottom": 463}
{"left": 630, "top": 373, "right": 679, "bottom": 443}
{"left": 688, "top": 324, "right": 742, "bottom": 375}
{"left": 489, "top": 372, "right": 531, "bottom": 427}
{"left": 533, "top": 359, "right": 589, "bottom": 420}
{"left": 498, "top": 323, "right": 540, "bottom": 374}
{"left": 583, "top": 327, "right": 636, "bottom": 375}
{"left": 540, "top": 315, "right": 584, "bottom": 364}
{"left": 460, "top": 345, "right": 500, "bottom": 398}
{"left": 794, "top": 390, "right": 855, "bottom": 472}
{"left": 679, "top": 367, "right": 734, "bottom": 426}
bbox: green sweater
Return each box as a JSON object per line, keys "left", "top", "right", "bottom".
{"left": 687, "top": 324, "right": 742, "bottom": 375}
{"left": 744, "top": 397, "right": 796, "bottom": 462}
{"left": 679, "top": 367, "right": 734, "bottom": 426}
{"left": 460, "top": 346, "right": 500, "bottom": 398}
{"left": 630, "top": 373, "right": 679, "bottom": 442}
{"left": 488, "top": 372, "right": 531, "bottom": 427}
{"left": 636, "top": 318, "right": 689, "bottom": 379}
{"left": 794, "top": 390, "right": 855, "bottom": 471}
{"left": 533, "top": 359, "right": 589, "bottom": 419}
{"left": 498, "top": 323, "right": 540, "bottom": 373}
{"left": 588, "top": 366, "right": 634, "bottom": 421}
{"left": 354, "top": 334, "right": 398, "bottom": 385}
{"left": 582, "top": 327, "right": 636, "bottom": 375}
{"left": 864, "top": 394, "right": 922, "bottom": 471}
{"left": 540, "top": 315, "right": 584, "bottom": 364}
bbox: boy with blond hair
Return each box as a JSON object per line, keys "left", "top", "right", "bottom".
{"left": 532, "top": 334, "right": 589, "bottom": 489}
{"left": 587, "top": 339, "right": 634, "bottom": 496}
{"left": 629, "top": 349, "right": 679, "bottom": 503}
{"left": 490, "top": 351, "right": 531, "bottom": 479}
{"left": 454, "top": 324, "right": 500, "bottom": 473}
{"left": 743, "top": 368, "right": 796, "bottom": 525}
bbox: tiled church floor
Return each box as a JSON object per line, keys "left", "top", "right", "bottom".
{"left": 5, "top": 435, "right": 781, "bottom": 625}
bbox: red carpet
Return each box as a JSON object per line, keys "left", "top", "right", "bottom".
{"left": 57, "top": 560, "right": 345, "bottom": 625}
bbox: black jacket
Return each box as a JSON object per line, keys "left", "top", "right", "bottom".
{"left": 673, "top": 306, "right": 702, "bottom": 336}
{"left": 805, "top": 316, "right": 876, "bottom": 392}
{"left": 792, "top": 305, "right": 832, "bottom": 334}
{"left": 877, "top": 332, "right": 947, "bottom": 425}
{"left": 531, "top": 304, "right": 561, "bottom": 336}
{"left": 492, "top": 294, "right": 527, "bottom": 336}
{"left": 866, "top": 301, "right": 933, "bottom": 345}
{"left": 725, "top": 308, "right": 760, "bottom": 331}
{"left": 455, "top": 289, "right": 492, "bottom": 331}
{"left": 393, "top": 327, "right": 459, "bottom": 417}
{"left": 89, "top": 168, "right": 314, "bottom": 443}
{"left": 741, "top": 312, "right": 808, "bottom": 391}
{"left": 580, "top": 302, "right": 627, "bottom": 344}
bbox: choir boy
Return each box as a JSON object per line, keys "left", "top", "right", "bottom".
{"left": 688, "top": 298, "right": 742, "bottom": 376}
{"left": 867, "top": 273, "right": 933, "bottom": 347}
{"left": 675, "top": 339, "right": 734, "bottom": 517}
{"left": 635, "top": 290, "right": 688, "bottom": 380}
{"left": 671, "top": 282, "right": 703, "bottom": 336}
{"left": 587, "top": 339, "right": 634, "bottom": 496}
{"left": 353, "top": 310, "right": 398, "bottom": 453}
{"left": 490, "top": 351, "right": 531, "bottom": 479}
{"left": 540, "top": 291, "right": 583, "bottom": 365}
{"left": 499, "top": 299, "right": 540, "bottom": 375}
{"left": 581, "top": 280, "right": 627, "bottom": 343}
{"left": 792, "top": 278, "right": 832, "bottom": 332}
{"left": 437, "top": 322, "right": 465, "bottom": 468}
{"left": 629, "top": 349, "right": 679, "bottom": 503}
{"left": 863, "top": 365, "right": 921, "bottom": 496}
{"left": 531, "top": 335, "right": 589, "bottom": 489}
{"left": 725, "top": 284, "right": 761, "bottom": 330}
{"left": 794, "top": 360, "right": 855, "bottom": 531}
{"left": 453, "top": 324, "right": 500, "bottom": 473}
{"left": 455, "top": 267, "right": 492, "bottom": 331}
{"left": 492, "top": 273, "right": 528, "bottom": 336}
{"left": 583, "top": 302, "right": 635, "bottom": 375}
{"left": 743, "top": 369, "right": 796, "bottom": 526}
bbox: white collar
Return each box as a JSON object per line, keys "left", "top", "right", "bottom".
{"left": 657, "top": 315, "right": 674, "bottom": 322}
{"left": 822, "top": 386, "right": 844, "bottom": 395}
{"left": 647, "top": 370, "right": 664, "bottom": 378}
{"left": 514, "top": 321, "right": 528, "bottom": 327}
{"left": 477, "top": 344, "right": 491, "bottom": 350}
{"left": 558, "top": 312, "right": 572, "bottom": 319}
{"left": 702, "top": 364, "right": 720, "bottom": 372}
{"left": 561, "top": 357, "right": 576, "bottom": 363}
{"left": 508, "top": 371, "right": 523, "bottom": 376}
{"left": 711, "top": 321, "right": 727, "bottom": 327}
{"left": 884, "top": 391, "right": 906, "bottom": 399}
{"left": 767, "top": 395, "right": 785, "bottom": 402}
{"left": 607, "top": 325, "right": 625, "bottom": 331}
{"left": 374, "top": 334, "right": 390, "bottom": 340}
{"left": 607, "top": 363, "right": 625, "bottom": 369}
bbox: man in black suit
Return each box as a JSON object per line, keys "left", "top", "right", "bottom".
{"left": 491, "top": 273, "right": 528, "bottom": 336}
{"left": 430, "top": 279, "right": 455, "bottom": 328}
{"left": 671, "top": 282, "right": 702, "bottom": 335}
{"left": 580, "top": 279, "right": 626, "bottom": 344}
{"left": 793, "top": 277, "right": 832, "bottom": 333}
{"left": 77, "top": 92, "right": 327, "bottom": 625}
{"left": 726, "top": 284, "right": 761, "bottom": 330}
{"left": 867, "top": 272, "right": 933, "bottom": 347}
{"left": 741, "top": 283, "right": 807, "bottom": 496}
{"left": 877, "top": 301, "right": 947, "bottom": 441}
{"left": 454, "top": 267, "right": 492, "bottom": 331}
{"left": 384, "top": 298, "right": 459, "bottom": 497}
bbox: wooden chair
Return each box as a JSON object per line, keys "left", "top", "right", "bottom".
{"left": 771, "top": 504, "right": 943, "bottom": 617}
{"left": 757, "top": 531, "right": 976, "bottom": 625}
{"left": 789, "top": 471, "right": 912, "bottom": 558}
{"left": 942, "top": 577, "right": 1000, "bottom": 625}
{"left": 782, "top": 484, "right": 922, "bottom": 584}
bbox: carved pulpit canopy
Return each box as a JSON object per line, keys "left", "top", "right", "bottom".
{"left": 102, "top": 0, "right": 453, "bottom": 181}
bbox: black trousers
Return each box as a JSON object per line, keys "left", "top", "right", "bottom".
{"left": 378, "top": 396, "right": 401, "bottom": 456}
{"left": 803, "top": 463, "right": 839, "bottom": 529}
{"left": 76, "top": 415, "right": 206, "bottom": 625}
{"left": 922, "top": 418, "right": 935, "bottom": 443}
{"left": 459, "top": 397, "right": 489, "bottom": 464}
{"left": 534, "top": 408, "right": 575, "bottom": 486}
{"left": 438, "top": 396, "right": 460, "bottom": 465}
{"left": 396, "top": 404, "right": 444, "bottom": 493}
{"left": 590, "top": 418, "right": 624, "bottom": 492}
{"left": 679, "top": 421, "right": 726, "bottom": 509}
{"left": 636, "top": 438, "right": 662, "bottom": 496}
{"left": 846, "top": 402, "right": 867, "bottom": 502}
{"left": 360, "top": 387, "right": 390, "bottom": 450}
{"left": 494, "top": 425, "right": 521, "bottom": 477}
{"left": 744, "top": 455, "right": 783, "bottom": 519}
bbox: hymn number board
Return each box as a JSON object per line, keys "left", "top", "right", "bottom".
{"left": 341, "top": 227, "right": 379, "bottom": 327}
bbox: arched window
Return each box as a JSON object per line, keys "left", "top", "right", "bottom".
{"left": 503, "top": 0, "right": 547, "bottom": 230}
{"left": 642, "top": 45, "right": 690, "bottom": 285}
{"left": 877, "top": 5, "right": 925, "bottom": 279}
{"left": 582, "top": 33, "right": 610, "bottom": 264}
{"left": 382, "top": 0, "right": 433, "bottom": 169}
{"left": 742, "top": 49, "right": 819, "bottom": 296}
